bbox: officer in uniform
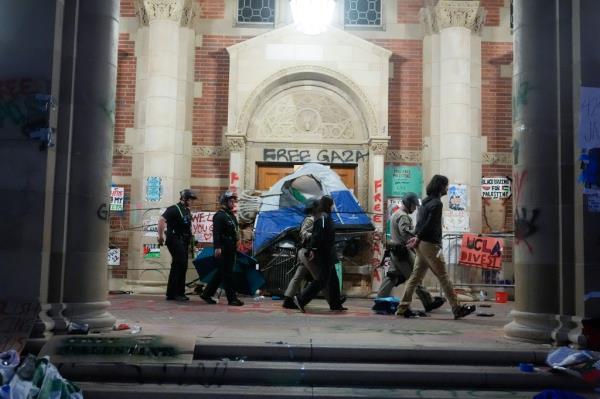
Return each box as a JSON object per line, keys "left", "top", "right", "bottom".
{"left": 158, "top": 189, "right": 197, "bottom": 301}
{"left": 200, "top": 191, "right": 244, "bottom": 306}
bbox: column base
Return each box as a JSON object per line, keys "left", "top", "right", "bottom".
{"left": 126, "top": 279, "right": 167, "bottom": 295}
{"left": 62, "top": 300, "right": 116, "bottom": 331}
{"left": 30, "top": 303, "right": 54, "bottom": 340}
{"left": 47, "top": 302, "right": 70, "bottom": 332}
{"left": 504, "top": 310, "right": 558, "bottom": 344}
{"left": 552, "top": 314, "right": 578, "bottom": 345}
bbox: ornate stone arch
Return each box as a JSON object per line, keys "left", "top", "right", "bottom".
{"left": 234, "top": 65, "right": 380, "bottom": 141}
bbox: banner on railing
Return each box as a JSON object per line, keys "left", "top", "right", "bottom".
{"left": 459, "top": 233, "right": 503, "bottom": 269}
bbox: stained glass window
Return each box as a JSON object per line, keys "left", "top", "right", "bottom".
{"left": 238, "top": 0, "right": 275, "bottom": 24}
{"left": 344, "top": 0, "right": 381, "bottom": 26}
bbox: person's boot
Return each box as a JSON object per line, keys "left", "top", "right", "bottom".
{"left": 453, "top": 304, "right": 476, "bottom": 319}
{"left": 293, "top": 296, "right": 305, "bottom": 313}
{"left": 228, "top": 298, "right": 244, "bottom": 306}
{"left": 424, "top": 296, "right": 446, "bottom": 312}
{"left": 200, "top": 294, "right": 217, "bottom": 304}
{"left": 395, "top": 307, "right": 428, "bottom": 318}
{"left": 282, "top": 296, "right": 296, "bottom": 309}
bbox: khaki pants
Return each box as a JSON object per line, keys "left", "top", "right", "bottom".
{"left": 398, "top": 241, "right": 459, "bottom": 311}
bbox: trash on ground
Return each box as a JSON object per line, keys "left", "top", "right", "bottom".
{"left": 372, "top": 296, "right": 399, "bottom": 315}
{"left": 546, "top": 347, "right": 600, "bottom": 386}
{"left": 533, "top": 389, "right": 587, "bottom": 399}
{"left": 519, "top": 362, "right": 535, "bottom": 372}
{"left": 476, "top": 312, "right": 495, "bottom": 317}
{"left": 67, "top": 322, "right": 89, "bottom": 335}
{"left": 114, "top": 323, "right": 130, "bottom": 331}
{"left": 479, "top": 304, "right": 492, "bottom": 308}
{"left": 130, "top": 325, "right": 142, "bottom": 334}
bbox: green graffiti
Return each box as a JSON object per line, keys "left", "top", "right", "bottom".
{"left": 512, "top": 81, "right": 534, "bottom": 121}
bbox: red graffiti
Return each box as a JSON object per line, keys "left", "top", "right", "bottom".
{"left": 374, "top": 179, "right": 382, "bottom": 191}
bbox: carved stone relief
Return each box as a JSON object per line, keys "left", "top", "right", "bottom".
{"left": 136, "top": 0, "right": 196, "bottom": 27}
{"left": 369, "top": 141, "right": 388, "bottom": 156}
{"left": 482, "top": 152, "right": 512, "bottom": 166}
{"left": 385, "top": 150, "right": 422, "bottom": 163}
{"left": 192, "top": 145, "right": 228, "bottom": 158}
{"left": 114, "top": 144, "right": 133, "bottom": 157}
{"left": 421, "top": 1, "right": 486, "bottom": 35}
{"left": 248, "top": 85, "right": 364, "bottom": 142}
{"left": 226, "top": 136, "right": 246, "bottom": 152}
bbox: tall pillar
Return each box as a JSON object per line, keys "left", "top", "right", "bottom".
{"left": 226, "top": 135, "right": 246, "bottom": 193}
{"left": 0, "top": 0, "right": 63, "bottom": 341}
{"left": 61, "top": 0, "right": 120, "bottom": 330}
{"left": 421, "top": 1, "right": 485, "bottom": 233}
{"left": 369, "top": 139, "right": 388, "bottom": 291}
{"left": 127, "top": 0, "right": 196, "bottom": 291}
{"left": 503, "top": 0, "right": 566, "bottom": 343}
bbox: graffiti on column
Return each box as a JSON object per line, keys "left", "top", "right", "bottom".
{"left": 229, "top": 171, "right": 240, "bottom": 193}
{"left": 513, "top": 170, "right": 539, "bottom": 252}
{"left": 371, "top": 179, "right": 384, "bottom": 285}
{"left": 512, "top": 80, "right": 534, "bottom": 121}
{"left": 579, "top": 87, "right": 600, "bottom": 211}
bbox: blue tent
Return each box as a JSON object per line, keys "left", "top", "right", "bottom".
{"left": 253, "top": 163, "right": 374, "bottom": 255}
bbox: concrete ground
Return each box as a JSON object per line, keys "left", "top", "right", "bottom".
{"left": 107, "top": 293, "right": 545, "bottom": 350}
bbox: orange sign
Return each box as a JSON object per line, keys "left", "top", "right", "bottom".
{"left": 459, "top": 234, "right": 503, "bottom": 269}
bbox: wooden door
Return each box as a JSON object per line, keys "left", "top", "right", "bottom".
{"left": 256, "top": 165, "right": 294, "bottom": 190}
{"left": 256, "top": 164, "right": 356, "bottom": 192}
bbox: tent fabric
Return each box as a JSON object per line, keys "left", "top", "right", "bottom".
{"left": 253, "top": 163, "right": 374, "bottom": 255}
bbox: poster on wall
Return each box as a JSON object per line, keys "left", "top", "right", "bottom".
{"left": 142, "top": 210, "right": 164, "bottom": 237}
{"left": 143, "top": 244, "right": 161, "bottom": 258}
{"left": 481, "top": 177, "right": 511, "bottom": 199}
{"left": 107, "top": 248, "right": 120, "bottom": 266}
{"left": 459, "top": 233, "right": 503, "bottom": 270}
{"left": 384, "top": 165, "right": 423, "bottom": 197}
{"left": 443, "top": 183, "right": 469, "bottom": 232}
{"left": 145, "top": 176, "right": 162, "bottom": 202}
{"left": 192, "top": 212, "right": 215, "bottom": 243}
{"left": 110, "top": 186, "right": 125, "bottom": 211}
{"left": 579, "top": 87, "right": 600, "bottom": 199}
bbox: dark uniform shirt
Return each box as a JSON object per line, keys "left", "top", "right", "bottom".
{"left": 309, "top": 212, "right": 337, "bottom": 262}
{"left": 213, "top": 208, "right": 239, "bottom": 252}
{"left": 161, "top": 203, "right": 192, "bottom": 240}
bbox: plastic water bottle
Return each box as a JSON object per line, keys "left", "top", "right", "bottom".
{"left": 479, "top": 290, "right": 487, "bottom": 302}
{"left": 253, "top": 295, "right": 265, "bottom": 302}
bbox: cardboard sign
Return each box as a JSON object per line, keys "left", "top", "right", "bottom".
{"left": 110, "top": 186, "right": 125, "bottom": 211}
{"left": 481, "top": 177, "right": 511, "bottom": 199}
{"left": 459, "top": 233, "right": 503, "bottom": 269}
{"left": 192, "top": 212, "right": 215, "bottom": 243}
{"left": 384, "top": 165, "right": 423, "bottom": 197}
{"left": 107, "top": 248, "right": 120, "bottom": 266}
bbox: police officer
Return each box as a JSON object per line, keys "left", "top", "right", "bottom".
{"left": 158, "top": 189, "right": 197, "bottom": 301}
{"left": 200, "top": 191, "right": 244, "bottom": 306}
{"left": 377, "top": 192, "right": 445, "bottom": 313}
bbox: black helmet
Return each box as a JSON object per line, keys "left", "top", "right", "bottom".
{"left": 304, "top": 198, "right": 320, "bottom": 214}
{"left": 219, "top": 190, "right": 238, "bottom": 204}
{"left": 180, "top": 189, "right": 197, "bottom": 200}
{"left": 401, "top": 192, "right": 420, "bottom": 208}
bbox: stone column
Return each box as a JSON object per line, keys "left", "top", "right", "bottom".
{"left": 226, "top": 135, "right": 246, "bottom": 193}
{"left": 369, "top": 139, "right": 388, "bottom": 292}
{"left": 421, "top": 1, "right": 485, "bottom": 233}
{"left": 503, "top": 0, "right": 565, "bottom": 343}
{"left": 61, "top": 0, "right": 120, "bottom": 330}
{"left": 127, "top": 0, "right": 196, "bottom": 292}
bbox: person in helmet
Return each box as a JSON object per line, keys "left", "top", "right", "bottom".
{"left": 377, "top": 192, "right": 446, "bottom": 314}
{"left": 158, "top": 189, "right": 198, "bottom": 301}
{"left": 200, "top": 191, "right": 244, "bottom": 306}
{"left": 282, "top": 199, "right": 320, "bottom": 309}
{"left": 292, "top": 195, "right": 346, "bottom": 312}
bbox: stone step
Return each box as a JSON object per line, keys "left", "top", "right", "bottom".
{"left": 77, "top": 382, "right": 566, "bottom": 399}
{"left": 193, "top": 341, "right": 549, "bottom": 365}
{"left": 60, "top": 360, "right": 584, "bottom": 391}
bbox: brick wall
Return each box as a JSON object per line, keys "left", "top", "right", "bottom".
{"left": 192, "top": 36, "right": 248, "bottom": 179}
{"left": 120, "top": 0, "right": 136, "bottom": 17}
{"left": 480, "top": 0, "right": 505, "bottom": 27}
{"left": 109, "top": 184, "right": 131, "bottom": 278}
{"left": 369, "top": 39, "right": 423, "bottom": 151}
{"left": 197, "top": 0, "right": 225, "bottom": 19}
{"left": 397, "top": 0, "right": 423, "bottom": 24}
{"left": 113, "top": 32, "right": 135, "bottom": 176}
{"left": 481, "top": 41, "right": 513, "bottom": 234}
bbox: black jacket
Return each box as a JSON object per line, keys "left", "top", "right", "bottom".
{"left": 309, "top": 212, "right": 337, "bottom": 263}
{"left": 414, "top": 196, "right": 443, "bottom": 245}
{"left": 213, "top": 208, "right": 239, "bottom": 253}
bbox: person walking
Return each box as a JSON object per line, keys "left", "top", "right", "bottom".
{"left": 293, "top": 195, "right": 346, "bottom": 312}
{"left": 377, "top": 192, "right": 446, "bottom": 313}
{"left": 395, "top": 175, "right": 476, "bottom": 319}
{"left": 157, "top": 189, "right": 197, "bottom": 301}
{"left": 282, "top": 199, "right": 320, "bottom": 309}
{"left": 200, "top": 191, "right": 244, "bottom": 306}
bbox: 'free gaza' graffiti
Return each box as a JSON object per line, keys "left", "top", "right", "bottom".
{"left": 263, "top": 148, "right": 368, "bottom": 164}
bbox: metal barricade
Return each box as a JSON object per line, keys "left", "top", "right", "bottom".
{"left": 260, "top": 241, "right": 298, "bottom": 295}
{"left": 423, "top": 233, "right": 515, "bottom": 294}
